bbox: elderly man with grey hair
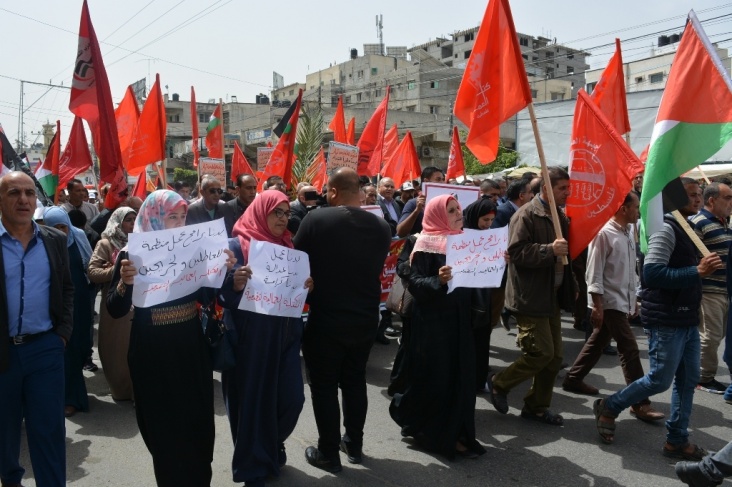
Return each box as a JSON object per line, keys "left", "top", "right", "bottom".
{"left": 186, "top": 175, "right": 235, "bottom": 236}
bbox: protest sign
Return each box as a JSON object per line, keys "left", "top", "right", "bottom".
{"left": 380, "top": 239, "right": 406, "bottom": 302}
{"left": 423, "top": 182, "right": 480, "bottom": 210}
{"left": 327, "top": 142, "right": 359, "bottom": 175}
{"left": 361, "top": 205, "right": 384, "bottom": 218}
{"left": 200, "top": 157, "right": 226, "bottom": 182}
{"left": 257, "top": 147, "right": 274, "bottom": 171}
{"left": 445, "top": 227, "right": 508, "bottom": 293}
{"left": 239, "top": 239, "right": 310, "bottom": 318}
{"left": 128, "top": 219, "right": 229, "bottom": 307}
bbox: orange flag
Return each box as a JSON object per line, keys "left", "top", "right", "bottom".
{"left": 454, "top": 0, "right": 532, "bottom": 163}
{"left": 565, "top": 90, "right": 645, "bottom": 259}
{"left": 58, "top": 116, "right": 94, "bottom": 191}
{"left": 381, "top": 131, "right": 422, "bottom": 188}
{"left": 446, "top": 126, "right": 466, "bottom": 181}
{"left": 329, "top": 95, "right": 347, "bottom": 143}
{"left": 206, "top": 103, "right": 223, "bottom": 159}
{"left": 127, "top": 74, "right": 167, "bottom": 176}
{"left": 259, "top": 89, "right": 303, "bottom": 191}
{"left": 346, "top": 117, "right": 356, "bottom": 145}
{"left": 357, "top": 87, "right": 390, "bottom": 176}
{"left": 115, "top": 85, "right": 140, "bottom": 171}
{"left": 380, "top": 124, "right": 399, "bottom": 175}
{"left": 305, "top": 147, "right": 327, "bottom": 192}
{"left": 132, "top": 170, "right": 148, "bottom": 199}
{"left": 191, "top": 86, "right": 200, "bottom": 167}
{"left": 590, "top": 39, "right": 631, "bottom": 136}
{"left": 231, "top": 141, "right": 255, "bottom": 182}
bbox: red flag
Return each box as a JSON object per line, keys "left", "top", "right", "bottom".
{"left": 590, "top": 39, "right": 631, "bottom": 136}
{"left": 357, "top": 87, "right": 390, "bottom": 176}
{"left": 305, "top": 147, "right": 327, "bottom": 192}
{"left": 446, "top": 126, "right": 466, "bottom": 181}
{"left": 380, "top": 124, "right": 399, "bottom": 175}
{"left": 565, "top": 90, "right": 645, "bottom": 259}
{"left": 259, "top": 89, "right": 303, "bottom": 191}
{"left": 132, "top": 170, "right": 147, "bottom": 199}
{"left": 127, "top": 74, "right": 167, "bottom": 176}
{"left": 346, "top": 117, "right": 356, "bottom": 145}
{"left": 329, "top": 95, "right": 347, "bottom": 143}
{"left": 231, "top": 141, "right": 255, "bottom": 182}
{"left": 69, "top": 0, "right": 126, "bottom": 207}
{"left": 380, "top": 131, "right": 422, "bottom": 188}
{"left": 206, "top": 103, "right": 223, "bottom": 159}
{"left": 115, "top": 85, "right": 140, "bottom": 171}
{"left": 191, "top": 86, "right": 200, "bottom": 167}
{"left": 454, "top": 0, "right": 532, "bottom": 163}
{"left": 58, "top": 116, "right": 94, "bottom": 191}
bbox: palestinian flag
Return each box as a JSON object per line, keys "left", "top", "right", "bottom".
{"left": 205, "top": 104, "right": 223, "bottom": 159}
{"left": 640, "top": 10, "right": 732, "bottom": 251}
{"left": 35, "top": 120, "right": 61, "bottom": 199}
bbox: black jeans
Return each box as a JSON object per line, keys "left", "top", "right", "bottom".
{"left": 302, "top": 325, "right": 374, "bottom": 458}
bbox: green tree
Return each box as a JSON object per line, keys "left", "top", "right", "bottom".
{"left": 293, "top": 103, "right": 325, "bottom": 184}
{"left": 459, "top": 130, "right": 519, "bottom": 175}
{"left": 172, "top": 168, "right": 198, "bottom": 188}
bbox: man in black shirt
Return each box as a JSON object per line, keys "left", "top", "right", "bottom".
{"left": 294, "top": 168, "right": 391, "bottom": 473}
{"left": 226, "top": 174, "right": 257, "bottom": 226}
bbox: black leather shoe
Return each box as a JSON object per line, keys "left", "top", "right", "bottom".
{"left": 305, "top": 446, "right": 342, "bottom": 473}
{"left": 675, "top": 461, "right": 722, "bottom": 486}
{"left": 340, "top": 437, "right": 363, "bottom": 464}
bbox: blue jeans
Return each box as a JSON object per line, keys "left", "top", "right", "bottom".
{"left": 701, "top": 439, "right": 732, "bottom": 480}
{"left": 604, "top": 325, "right": 700, "bottom": 447}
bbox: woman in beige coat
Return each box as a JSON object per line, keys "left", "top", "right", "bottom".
{"left": 87, "top": 207, "right": 136, "bottom": 401}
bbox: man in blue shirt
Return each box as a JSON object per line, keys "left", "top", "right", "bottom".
{"left": 0, "top": 172, "right": 74, "bottom": 487}
{"left": 396, "top": 167, "right": 445, "bottom": 238}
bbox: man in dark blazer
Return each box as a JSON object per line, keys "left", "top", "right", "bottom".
{"left": 492, "top": 179, "right": 533, "bottom": 229}
{"left": 186, "top": 175, "right": 235, "bottom": 236}
{"left": 376, "top": 177, "right": 401, "bottom": 237}
{"left": 0, "top": 172, "right": 74, "bottom": 487}
{"left": 227, "top": 174, "right": 257, "bottom": 227}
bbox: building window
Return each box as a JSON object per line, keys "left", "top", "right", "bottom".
{"left": 650, "top": 72, "right": 664, "bottom": 84}
{"left": 374, "top": 88, "right": 382, "bottom": 97}
{"left": 407, "top": 80, "right": 416, "bottom": 90}
{"left": 550, "top": 92, "right": 564, "bottom": 101}
{"left": 345, "top": 95, "right": 352, "bottom": 104}
{"left": 330, "top": 79, "right": 335, "bottom": 85}
{"left": 531, "top": 89, "right": 538, "bottom": 99}
{"left": 430, "top": 81, "right": 439, "bottom": 89}
{"left": 357, "top": 70, "right": 364, "bottom": 79}
{"left": 586, "top": 82, "right": 597, "bottom": 94}
{"left": 567, "top": 54, "right": 574, "bottom": 59}
{"left": 635, "top": 76, "right": 644, "bottom": 84}
{"left": 464, "top": 49, "right": 472, "bottom": 59}
{"left": 546, "top": 67, "right": 554, "bottom": 78}
{"left": 199, "top": 113, "right": 209, "bottom": 123}
{"left": 464, "top": 32, "right": 474, "bottom": 42}
{"left": 406, "top": 105, "right": 416, "bottom": 112}
{"left": 546, "top": 51, "right": 553, "bottom": 58}
{"left": 519, "top": 37, "right": 529, "bottom": 47}
{"left": 567, "top": 66, "right": 574, "bottom": 74}
{"left": 522, "top": 54, "right": 528, "bottom": 60}
{"left": 289, "top": 90, "right": 294, "bottom": 96}
{"left": 356, "top": 93, "right": 362, "bottom": 102}
{"left": 371, "top": 67, "right": 378, "bottom": 75}
{"left": 429, "top": 106, "right": 439, "bottom": 114}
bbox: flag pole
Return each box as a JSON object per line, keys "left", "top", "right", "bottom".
{"left": 219, "top": 98, "right": 225, "bottom": 183}
{"left": 527, "top": 102, "right": 568, "bottom": 264}
{"left": 696, "top": 165, "right": 711, "bottom": 184}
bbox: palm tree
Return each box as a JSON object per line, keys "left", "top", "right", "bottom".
{"left": 293, "top": 103, "right": 324, "bottom": 184}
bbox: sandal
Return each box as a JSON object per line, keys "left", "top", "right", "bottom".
{"left": 520, "top": 407, "right": 564, "bottom": 426}
{"left": 662, "top": 442, "right": 708, "bottom": 461}
{"left": 593, "top": 399, "right": 615, "bottom": 444}
{"left": 487, "top": 373, "right": 509, "bottom": 414}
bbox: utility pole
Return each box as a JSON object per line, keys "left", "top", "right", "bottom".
{"left": 17, "top": 79, "right": 70, "bottom": 153}
{"left": 449, "top": 98, "right": 454, "bottom": 134}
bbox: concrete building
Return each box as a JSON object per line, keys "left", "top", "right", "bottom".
{"left": 584, "top": 33, "right": 731, "bottom": 94}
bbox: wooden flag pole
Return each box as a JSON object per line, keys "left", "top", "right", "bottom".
{"left": 696, "top": 165, "right": 712, "bottom": 184}
{"left": 527, "top": 102, "right": 568, "bottom": 265}
{"left": 671, "top": 210, "right": 711, "bottom": 256}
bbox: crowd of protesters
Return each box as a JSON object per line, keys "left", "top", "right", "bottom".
{"left": 2, "top": 164, "right": 732, "bottom": 487}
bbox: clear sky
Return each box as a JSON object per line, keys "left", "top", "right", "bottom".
{"left": 1, "top": 0, "right": 730, "bottom": 149}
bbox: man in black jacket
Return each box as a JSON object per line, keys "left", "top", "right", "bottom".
{"left": 0, "top": 172, "right": 74, "bottom": 487}
{"left": 186, "top": 175, "right": 234, "bottom": 236}
{"left": 227, "top": 174, "right": 257, "bottom": 226}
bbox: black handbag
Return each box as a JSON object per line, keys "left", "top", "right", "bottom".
{"left": 386, "top": 276, "right": 414, "bottom": 317}
{"left": 201, "top": 302, "right": 236, "bottom": 372}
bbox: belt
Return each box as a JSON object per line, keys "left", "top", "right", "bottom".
{"left": 9, "top": 329, "right": 53, "bottom": 345}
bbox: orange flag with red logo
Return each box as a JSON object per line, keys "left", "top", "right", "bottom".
{"left": 346, "top": 117, "right": 356, "bottom": 145}
{"left": 115, "top": 85, "right": 140, "bottom": 171}
{"left": 380, "top": 131, "right": 421, "bottom": 188}
{"left": 231, "top": 141, "right": 255, "bottom": 182}
{"left": 454, "top": 0, "right": 532, "bottom": 163}
{"left": 565, "top": 90, "right": 645, "bottom": 259}
{"left": 127, "top": 74, "right": 166, "bottom": 176}
{"left": 446, "top": 126, "right": 466, "bottom": 181}
{"left": 590, "top": 38, "right": 631, "bottom": 136}
{"left": 305, "top": 147, "right": 327, "bottom": 193}
{"left": 357, "top": 87, "right": 390, "bottom": 176}
{"left": 58, "top": 116, "right": 94, "bottom": 191}
{"left": 380, "top": 124, "right": 399, "bottom": 175}
{"left": 329, "top": 96, "right": 347, "bottom": 143}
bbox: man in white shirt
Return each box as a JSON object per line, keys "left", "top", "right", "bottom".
{"left": 61, "top": 179, "right": 99, "bottom": 232}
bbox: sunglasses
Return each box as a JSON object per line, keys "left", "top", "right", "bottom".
{"left": 272, "top": 208, "right": 292, "bottom": 219}
{"left": 208, "top": 188, "right": 224, "bottom": 195}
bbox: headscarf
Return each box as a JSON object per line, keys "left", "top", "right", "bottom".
{"left": 43, "top": 206, "right": 93, "bottom": 267}
{"left": 463, "top": 197, "right": 497, "bottom": 230}
{"left": 101, "top": 206, "right": 136, "bottom": 251}
{"left": 134, "top": 190, "right": 187, "bottom": 233}
{"left": 232, "top": 190, "right": 293, "bottom": 259}
{"left": 412, "top": 194, "right": 462, "bottom": 256}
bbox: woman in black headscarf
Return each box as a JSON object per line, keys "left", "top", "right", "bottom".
{"left": 462, "top": 197, "right": 498, "bottom": 393}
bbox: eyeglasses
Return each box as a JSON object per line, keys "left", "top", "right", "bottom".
{"left": 208, "top": 188, "right": 224, "bottom": 195}
{"left": 272, "top": 208, "right": 292, "bottom": 219}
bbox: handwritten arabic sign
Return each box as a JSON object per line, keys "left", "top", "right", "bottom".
{"left": 200, "top": 157, "right": 226, "bottom": 182}
{"left": 327, "top": 142, "right": 359, "bottom": 175}
{"left": 239, "top": 239, "right": 310, "bottom": 318}
{"left": 257, "top": 147, "right": 274, "bottom": 171}
{"left": 445, "top": 227, "right": 508, "bottom": 293}
{"left": 128, "top": 219, "right": 229, "bottom": 307}
{"left": 423, "top": 182, "right": 480, "bottom": 210}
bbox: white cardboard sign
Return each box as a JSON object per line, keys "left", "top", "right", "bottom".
{"left": 445, "top": 227, "right": 509, "bottom": 293}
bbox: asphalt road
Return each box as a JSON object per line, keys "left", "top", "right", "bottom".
{"left": 15, "top": 311, "right": 732, "bottom": 486}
